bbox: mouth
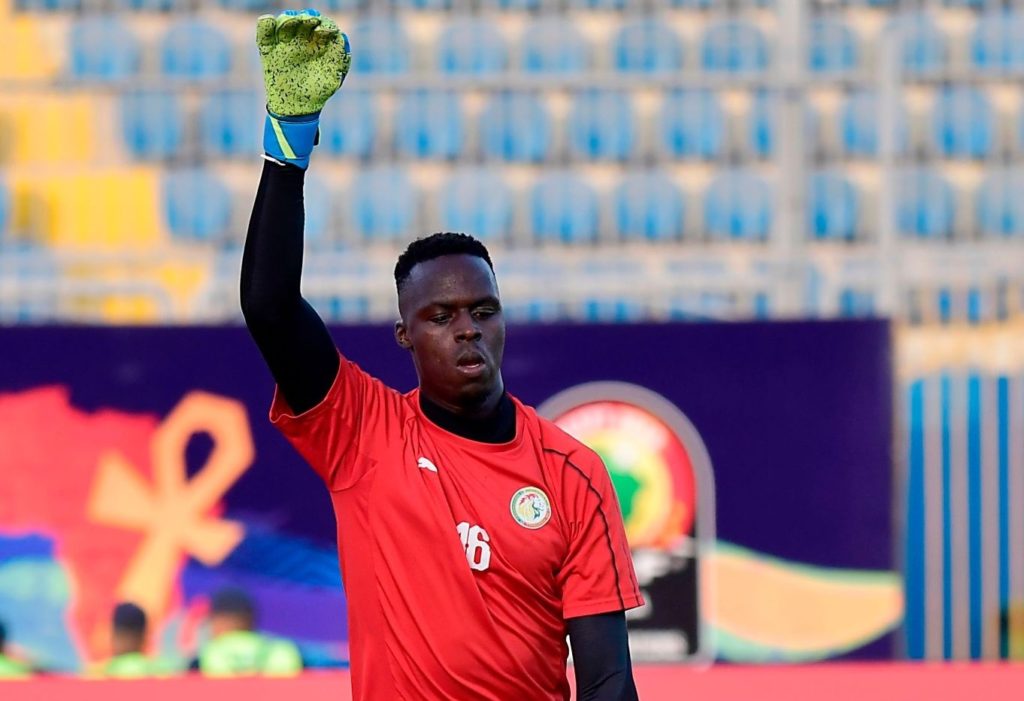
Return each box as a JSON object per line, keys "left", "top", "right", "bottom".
{"left": 456, "top": 352, "right": 487, "bottom": 376}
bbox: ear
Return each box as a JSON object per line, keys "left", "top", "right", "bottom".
{"left": 394, "top": 319, "right": 412, "bottom": 350}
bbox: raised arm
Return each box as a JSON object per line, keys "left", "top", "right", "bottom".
{"left": 240, "top": 10, "right": 350, "bottom": 414}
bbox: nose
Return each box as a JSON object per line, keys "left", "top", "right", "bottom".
{"left": 454, "top": 313, "right": 482, "bottom": 343}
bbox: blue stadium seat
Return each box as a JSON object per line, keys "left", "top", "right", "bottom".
{"left": 216, "top": 0, "right": 280, "bottom": 9}
{"left": 808, "top": 18, "right": 858, "bottom": 74}
{"left": 896, "top": 169, "right": 955, "bottom": 239}
{"left": 748, "top": 91, "right": 819, "bottom": 159}
{"left": 350, "top": 168, "right": 417, "bottom": 241}
{"left": 303, "top": 175, "right": 333, "bottom": 247}
{"left": 16, "top": 0, "right": 81, "bottom": 10}
{"left": 394, "top": 90, "right": 464, "bottom": 160}
{"left": 478, "top": 0, "right": 541, "bottom": 10}
{"left": 501, "top": 299, "right": 564, "bottom": 323}
{"left": 568, "top": 0, "right": 626, "bottom": 9}
{"left": 931, "top": 87, "right": 994, "bottom": 159}
{"left": 977, "top": 170, "right": 1024, "bottom": 237}
{"left": 658, "top": 90, "right": 725, "bottom": 160}
{"left": 438, "top": 19, "right": 507, "bottom": 74}
{"left": 352, "top": 18, "right": 410, "bottom": 74}
{"left": 522, "top": 19, "right": 589, "bottom": 74}
{"left": 669, "top": 0, "right": 714, "bottom": 7}
{"left": 839, "top": 91, "right": 908, "bottom": 157}
{"left": 112, "top": 0, "right": 184, "bottom": 9}
{"left": 581, "top": 299, "right": 645, "bottom": 323}
{"left": 119, "top": 90, "right": 183, "bottom": 160}
{"left": 613, "top": 20, "right": 684, "bottom": 73}
{"left": 395, "top": 0, "right": 451, "bottom": 8}
{"left": 440, "top": 170, "right": 513, "bottom": 241}
{"left": 700, "top": 20, "right": 769, "bottom": 73}
{"left": 613, "top": 173, "right": 685, "bottom": 241}
{"left": 0, "top": 180, "right": 9, "bottom": 240}
{"left": 704, "top": 171, "right": 773, "bottom": 241}
{"left": 320, "top": 90, "right": 377, "bottom": 159}
{"left": 69, "top": 17, "right": 141, "bottom": 81}
{"left": 529, "top": 174, "right": 599, "bottom": 244}
{"left": 479, "top": 92, "right": 551, "bottom": 162}
{"left": 839, "top": 289, "right": 875, "bottom": 317}
{"left": 808, "top": 171, "right": 859, "bottom": 241}
{"left": 889, "top": 14, "right": 946, "bottom": 75}
{"left": 160, "top": 20, "right": 232, "bottom": 81}
{"left": 567, "top": 90, "right": 635, "bottom": 161}
{"left": 970, "top": 12, "right": 1024, "bottom": 74}
{"left": 200, "top": 90, "right": 263, "bottom": 159}
{"left": 163, "top": 170, "right": 232, "bottom": 243}
{"left": 321, "top": 0, "right": 365, "bottom": 9}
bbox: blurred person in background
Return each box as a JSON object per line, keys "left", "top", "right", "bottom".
{"left": 94, "top": 602, "right": 172, "bottom": 678}
{"left": 195, "top": 587, "right": 302, "bottom": 677}
{"left": 241, "top": 8, "right": 642, "bottom": 701}
{"left": 0, "top": 621, "right": 31, "bottom": 679}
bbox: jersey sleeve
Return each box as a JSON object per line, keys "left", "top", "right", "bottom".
{"left": 557, "top": 447, "right": 645, "bottom": 620}
{"left": 270, "top": 350, "right": 407, "bottom": 491}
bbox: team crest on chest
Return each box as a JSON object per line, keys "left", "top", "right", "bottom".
{"left": 510, "top": 487, "right": 551, "bottom": 529}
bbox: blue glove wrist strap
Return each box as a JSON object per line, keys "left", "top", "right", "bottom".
{"left": 263, "top": 110, "right": 321, "bottom": 170}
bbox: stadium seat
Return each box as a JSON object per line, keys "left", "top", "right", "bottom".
{"left": 567, "top": 90, "right": 635, "bottom": 161}
{"left": 839, "top": 289, "right": 875, "bottom": 317}
{"left": 112, "top": 0, "right": 183, "bottom": 9}
{"left": 349, "top": 168, "right": 417, "bottom": 241}
{"left": 321, "top": 0, "right": 366, "bottom": 9}
{"left": 440, "top": 170, "right": 513, "bottom": 241}
{"left": 478, "top": 0, "right": 541, "bottom": 10}
{"left": 568, "top": 0, "right": 627, "bottom": 9}
{"left": 163, "top": 170, "right": 233, "bottom": 243}
{"left": 613, "top": 20, "right": 684, "bottom": 73}
{"left": 216, "top": 0, "right": 280, "bottom": 9}
{"left": 704, "top": 171, "right": 773, "bottom": 241}
{"left": 16, "top": 0, "right": 81, "bottom": 10}
{"left": 521, "top": 19, "right": 590, "bottom": 74}
{"left": 438, "top": 19, "right": 507, "bottom": 74}
{"left": 0, "top": 180, "right": 9, "bottom": 240}
{"left": 808, "top": 171, "right": 859, "bottom": 241}
{"left": 748, "top": 91, "right": 819, "bottom": 159}
{"left": 658, "top": 90, "right": 725, "bottom": 160}
{"left": 808, "top": 18, "right": 858, "bottom": 74}
{"left": 970, "top": 11, "right": 1024, "bottom": 74}
{"left": 896, "top": 169, "right": 955, "bottom": 239}
{"left": 119, "top": 90, "right": 183, "bottom": 161}
{"left": 700, "top": 20, "right": 770, "bottom": 73}
{"left": 529, "top": 174, "right": 599, "bottom": 244}
{"left": 501, "top": 299, "right": 564, "bottom": 323}
{"left": 302, "top": 175, "right": 333, "bottom": 247}
{"left": 613, "top": 173, "right": 685, "bottom": 241}
{"left": 68, "top": 17, "right": 141, "bottom": 81}
{"left": 394, "top": 90, "right": 464, "bottom": 160}
{"left": 479, "top": 92, "right": 551, "bottom": 162}
{"left": 839, "top": 91, "right": 908, "bottom": 157}
{"left": 669, "top": 0, "right": 714, "bottom": 8}
{"left": 200, "top": 90, "right": 263, "bottom": 159}
{"left": 977, "top": 170, "right": 1024, "bottom": 237}
{"left": 580, "top": 299, "right": 646, "bottom": 323}
{"left": 889, "top": 14, "right": 946, "bottom": 75}
{"left": 319, "top": 90, "right": 377, "bottom": 159}
{"left": 352, "top": 18, "right": 410, "bottom": 74}
{"left": 160, "top": 20, "right": 232, "bottom": 81}
{"left": 931, "top": 87, "right": 994, "bottom": 159}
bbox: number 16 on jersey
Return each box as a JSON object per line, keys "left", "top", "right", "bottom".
{"left": 456, "top": 522, "right": 491, "bottom": 572}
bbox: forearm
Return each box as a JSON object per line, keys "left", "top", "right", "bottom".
{"left": 567, "top": 612, "right": 639, "bottom": 701}
{"left": 240, "top": 160, "right": 338, "bottom": 414}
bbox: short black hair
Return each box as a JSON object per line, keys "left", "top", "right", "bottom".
{"left": 112, "top": 602, "right": 147, "bottom": 635}
{"left": 210, "top": 587, "right": 255, "bottom": 619}
{"left": 394, "top": 233, "right": 494, "bottom": 294}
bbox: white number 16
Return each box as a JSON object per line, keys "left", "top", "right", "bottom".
{"left": 456, "top": 521, "right": 491, "bottom": 572}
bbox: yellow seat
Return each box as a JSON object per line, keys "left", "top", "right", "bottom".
{"left": 0, "top": 15, "right": 61, "bottom": 82}
{"left": 0, "top": 94, "right": 98, "bottom": 166}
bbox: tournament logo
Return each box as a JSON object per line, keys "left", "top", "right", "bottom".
{"left": 540, "top": 385, "right": 700, "bottom": 550}
{"left": 510, "top": 486, "right": 552, "bottom": 529}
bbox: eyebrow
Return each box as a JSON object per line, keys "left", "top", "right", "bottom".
{"left": 425, "top": 295, "right": 501, "bottom": 311}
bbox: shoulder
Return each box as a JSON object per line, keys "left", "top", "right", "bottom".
{"left": 518, "top": 400, "right": 606, "bottom": 474}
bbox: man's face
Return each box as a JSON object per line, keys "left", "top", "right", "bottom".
{"left": 396, "top": 254, "right": 505, "bottom": 415}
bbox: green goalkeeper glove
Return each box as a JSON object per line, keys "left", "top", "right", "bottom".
{"left": 256, "top": 8, "right": 351, "bottom": 169}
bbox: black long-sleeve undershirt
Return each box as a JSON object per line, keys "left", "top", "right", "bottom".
{"left": 239, "top": 160, "right": 637, "bottom": 699}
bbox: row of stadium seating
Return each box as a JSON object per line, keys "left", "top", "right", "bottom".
{"left": 52, "top": 13, "right": 1024, "bottom": 81}
{"left": 106, "top": 87, "right": 1024, "bottom": 163}
{"left": 5, "top": 168, "right": 1023, "bottom": 246}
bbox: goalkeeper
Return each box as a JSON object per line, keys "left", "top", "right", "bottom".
{"left": 241, "top": 9, "right": 642, "bottom": 701}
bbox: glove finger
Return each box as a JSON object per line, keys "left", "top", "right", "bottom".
{"left": 277, "top": 12, "right": 302, "bottom": 42}
{"left": 325, "top": 31, "right": 351, "bottom": 76}
{"left": 296, "top": 15, "right": 321, "bottom": 41}
{"left": 312, "top": 22, "right": 339, "bottom": 49}
{"left": 256, "top": 14, "right": 277, "bottom": 53}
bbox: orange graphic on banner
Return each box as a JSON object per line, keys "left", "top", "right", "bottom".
{"left": 88, "top": 392, "right": 254, "bottom": 633}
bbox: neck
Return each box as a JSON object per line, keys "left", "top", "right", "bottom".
{"left": 420, "top": 393, "right": 516, "bottom": 444}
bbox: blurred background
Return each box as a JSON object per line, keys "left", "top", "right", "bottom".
{"left": 1, "top": 0, "right": 1024, "bottom": 695}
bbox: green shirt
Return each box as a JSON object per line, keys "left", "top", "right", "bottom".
{"left": 0, "top": 654, "right": 30, "bottom": 678}
{"left": 99, "top": 652, "right": 173, "bottom": 679}
{"left": 198, "top": 631, "right": 302, "bottom": 677}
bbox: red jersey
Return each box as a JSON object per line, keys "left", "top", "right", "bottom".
{"left": 270, "top": 353, "right": 643, "bottom": 701}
